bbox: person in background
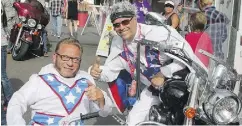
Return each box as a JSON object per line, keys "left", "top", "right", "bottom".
{"left": 28, "top": 0, "right": 49, "bottom": 56}
{"left": 36, "top": 0, "right": 49, "bottom": 56}
{"left": 50, "top": 0, "right": 63, "bottom": 39}
{"left": 7, "top": 38, "right": 113, "bottom": 125}
{"left": 133, "top": 0, "right": 151, "bottom": 24}
{"left": 63, "top": 0, "right": 68, "bottom": 26}
{"left": 176, "top": 2, "right": 186, "bottom": 31}
{"left": 1, "top": 4, "right": 14, "bottom": 125}
{"left": 196, "top": 0, "right": 229, "bottom": 60}
{"left": 40, "top": 0, "right": 49, "bottom": 57}
{"left": 185, "top": 12, "right": 213, "bottom": 67}
{"left": 176, "top": 2, "right": 184, "bottom": 19}
{"left": 162, "top": 0, "right": 180, "bottom": 29}
{"left": 42, "top": 29, "right": 49, "bottom": 57}
{"left": 1, "top": 0, "right": 19, "bottom": 54}
{"left": 65, "top": 0, "right": 79, "bottom": 37}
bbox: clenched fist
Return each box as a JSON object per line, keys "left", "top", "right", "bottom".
{"left": 151, "top": 72, "right": 165, "bottom": 88}
{"left": 90, "top": 56, "right": 102, "bottom": 79}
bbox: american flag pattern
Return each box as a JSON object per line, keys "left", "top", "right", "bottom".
{"left": 108, "top": 45, "right": 161, "bottom": 113}
{"left": 31, "top": 112, "right": 64, "bottom": 125}
{"left": 30, "top": 112, "right": 83, "bottom": 125}
{"left": 30, "top": 74, "right": 88, "bottom": 125}
{"left": 120, "top": 46, "right": 161, "bottom": 81}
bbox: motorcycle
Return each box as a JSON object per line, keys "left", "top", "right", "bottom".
{"left": 135, "top": 12, "right": 242, "bottom": 125}
{"left": 10, "top": 1, "right": 50, "bottom": 61}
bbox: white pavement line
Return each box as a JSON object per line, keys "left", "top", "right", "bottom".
{"left": 112, "top": 114, "right": 126, "bottom": 125}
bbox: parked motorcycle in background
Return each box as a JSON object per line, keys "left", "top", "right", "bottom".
{"left": 136, "top": 12, "right": 242, "bottom": 125}
{"left": 10, "top": 1, "right": 49, "bottom": 61}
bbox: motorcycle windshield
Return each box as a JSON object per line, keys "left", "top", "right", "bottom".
{"left": 194, "top": 22, "right": 237, "bottom": 90}
{"left": 194, "top": 23, "right": 242, "bottom": 124}
{"left": 194, "top": 31, "right": 214, "bottom": 69}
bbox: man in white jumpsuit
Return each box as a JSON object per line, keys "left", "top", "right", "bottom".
{"left": 89, "top": 1, "right": 206, "bottom": 125}
{"left": 7, "top": 38, "right": 113, "bottom": 125}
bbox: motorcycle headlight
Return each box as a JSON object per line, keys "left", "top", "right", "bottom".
{"left": 19, "top": 16, "right": 26, "bottom": 22}
{"left": 27, "top": 19, "right": 36, "bottom": 27}
{"left": 37, "top": 24, "right": 42, "bottom": 29}
{"left": 204, "top": 89, "right": 241, "bottom": 124}
{"left": 213, "top": 96, "right": 240, "bottom": 124}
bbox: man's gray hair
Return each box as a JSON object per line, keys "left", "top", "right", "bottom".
{"left": 110, "top": 1, "right": 138, "bottom": 22}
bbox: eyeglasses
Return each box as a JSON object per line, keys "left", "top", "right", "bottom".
{"left": 165, "top": 4, "right": 174, "bottom": 8}
{"left": 56, "top": 53, "right": 81, "bottom": 63}
{"left": 113, "top": 17, "right": 133, "bottom": 28}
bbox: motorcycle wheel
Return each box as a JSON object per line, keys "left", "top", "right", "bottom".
{"left": 12, "top": 41, "right": 29, "bottom": 61}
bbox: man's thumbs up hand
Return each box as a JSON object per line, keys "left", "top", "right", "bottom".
{"left": 90, "top": 56, "right": 102, "bottom": 80}
{"left": 85, "top": 80, "right": 105, "bottom": 108}
{"left": 93, "top": 56, "right": 101, "bottom": 68}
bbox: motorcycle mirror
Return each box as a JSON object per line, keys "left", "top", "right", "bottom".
{"left": 144, "top": 12, "right": 167, "bottom": 26}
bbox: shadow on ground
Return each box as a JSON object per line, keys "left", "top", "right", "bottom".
{"left": 9, "top": 78, "right": 24, "bottom": 92}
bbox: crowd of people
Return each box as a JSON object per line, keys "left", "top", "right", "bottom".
{"left": 134, "top": 0, "right": 229, "bottom": 63}
{"left": 1, "top": 0, "right": 230, "bottom": 125}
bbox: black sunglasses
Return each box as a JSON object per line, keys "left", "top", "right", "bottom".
{"left": 113, "top": 17, "right": 133, "bottom": 28}
{"left": 165, "top": 4, "right": 174, "bottom": 8}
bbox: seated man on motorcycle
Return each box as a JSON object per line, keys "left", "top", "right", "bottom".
{"left": 7, "top": 38, "right": 113, "bottom": 125}
{"left": 89, "top": 1, "right": 202, "bottom": 125}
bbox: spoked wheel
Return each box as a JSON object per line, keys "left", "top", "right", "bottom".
{"left": 12, "top": 40, "right": 29, "bottom": 61}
